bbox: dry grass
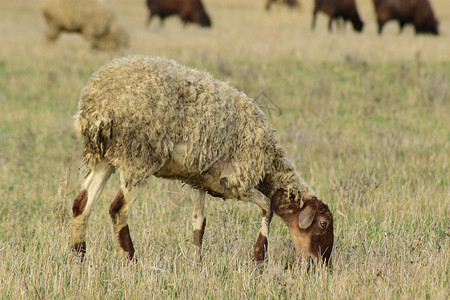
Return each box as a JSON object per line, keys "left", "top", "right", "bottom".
{"left": 0, "top": 0, "right": 449, "bottom": 298}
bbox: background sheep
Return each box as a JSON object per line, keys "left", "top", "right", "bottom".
{"left": 312, "top": 0, "right": 364, "bottom": 32}
{"left": 42, "top": 0, "right": 130, "bottom": 50}
{"left": 373, "top": 0, "right": 439, "bottom": 35}
{"left": 146, "top": 0, "right": 212, "bottom": 27}
{"left": 71, "top": 55, "right": 334, "bottom": 265}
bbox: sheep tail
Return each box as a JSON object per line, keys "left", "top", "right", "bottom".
{"left": 74, "top": 111, "right": 113, "bottom": 178}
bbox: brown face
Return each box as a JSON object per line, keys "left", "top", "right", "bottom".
{"left": 283, "top": 197, "right": 334, "bottom": 265}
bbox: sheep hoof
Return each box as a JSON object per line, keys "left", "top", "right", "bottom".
{"left": 71, "top": 241, "right": 86, "bottom": 262}
{"left": 128, "top": 256, "right": 139, "bottom": 264}
{"left": 194, "top": 248, "right": 203, "bottom": 264}
{"left": 252, "top": 257, "right": 266, "bottom": 274}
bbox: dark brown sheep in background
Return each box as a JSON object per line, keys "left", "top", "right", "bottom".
{"left": 312, "top": 0, "right": 364, "bottom": 32}
{"left": 373, "top": 0, "right": 439, "bottom": 35}
{"left": 265, "top": 0, "right": 300, "bottom": 10}
{"left": 146, "top": 0, "right": 212, "bottom": 27}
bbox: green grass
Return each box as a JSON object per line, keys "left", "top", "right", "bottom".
{"left": 0, "top": 0, "right": 449, "bottom": 298}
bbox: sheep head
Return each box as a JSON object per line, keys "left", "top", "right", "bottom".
{"left": 94, "top": 21, "right": 130, "bottom": 51}
{"left": 273, "top": 191, "right": 334, "bottom": 265}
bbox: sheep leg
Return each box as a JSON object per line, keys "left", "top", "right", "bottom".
{"left": 42, "top": 13, "right": 60, "bottom": 41}
{"left": 109, "top": 176, "right": 144, "bottom": 260}
{"left": 377, "top": 19, "right": 385, "bottom": 34}
{"left": 190, "top": 188, "right": 206, "bottom": 262}
{"left": 398, "top": 21, "right": 405, "bottom": 33}
{"left": 44, "top": 25, "right": 60, "bottom": 41}
{"left": 311, "top": 10, "right": 318, "bottom": 30}
{"left": 159, "top": 17, "right": 166, "bottom": 28}
{"left": 328, "top": 17, "right": 333, "bottom": 32}
{"left": 339, "top": 18, "right": 345, "bottom": 31}
{"left": 82, "top": 26, "right": 100, "bottom": 49}
{"left": 71, "top": 160, "right": 115, "bottom": 259}
{"left": 253, "top": 210, "right": 273, "bottom": 262}
{"left": 241, "top": 189, "right": 272, "bottom": 262}
{"left": 242, "top": 188, "right": 271, "bottom": 212}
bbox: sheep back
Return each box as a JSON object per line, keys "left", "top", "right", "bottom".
{"left": 76, "top": 55, "right": 282, "bottom": 198}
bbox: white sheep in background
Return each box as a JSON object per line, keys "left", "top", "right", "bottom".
{"left": 42, "top": 0, "right": 129, "bottom": 50}
{"left": 71, "top": 55, "right": 334, "bottom": 266}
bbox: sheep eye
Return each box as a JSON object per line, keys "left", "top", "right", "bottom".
{"left": 319, "top": 221, "right": 328, "bottom": 230}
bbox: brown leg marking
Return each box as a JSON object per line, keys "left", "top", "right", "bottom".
{"left": 253, "top": 233, "right": 268, "bottom": 262}
{"left": 109, "top": 189, "right": 124, "bottom": 220}
{"left": 118, "top": 225, "right": 135, "bottom": 259}
{"left": 72, "top": 189, "right": 88, "bottom": 258}
{"left": 193, "top": 218, "right": 206, "bottom": 248}
{"left": 109, "top": 189, "right": 135, "bottom": 260}
{"left": 72, "top": 189, "right": 87, "bottom": 217}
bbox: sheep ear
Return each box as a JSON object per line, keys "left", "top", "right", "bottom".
{"left": 299, "top": 206, "right": 316, "bottom": 229}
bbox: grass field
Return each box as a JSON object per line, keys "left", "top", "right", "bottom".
{"left": 0, "top": 0, "right": 449, "bottom": 298}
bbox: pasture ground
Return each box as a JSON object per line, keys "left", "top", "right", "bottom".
{"left": 0, "top": 0, "right": 449, "bottom": 298}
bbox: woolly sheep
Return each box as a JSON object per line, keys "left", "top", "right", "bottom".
{"left": 71, "top": 55, "right": 334, "bottom": 266}
{"left": 42, "top": 0, "right": 129, "bottom": 50}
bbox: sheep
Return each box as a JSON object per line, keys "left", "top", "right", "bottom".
{"left": 146, "top": 0, "right": 212, "bottom": 28}
{"left": 312, "top": 0, "right": 364, "bottom": 32}
{"left": 42, "top": 0, "right": 130, "bottom": 50}
{"left": 71, "top": 55, "right": 334, "bottom": 266}
{"left": 372, "top": 0, "right": 439, "bottom": 35}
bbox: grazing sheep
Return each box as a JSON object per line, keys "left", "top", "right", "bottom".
{"left": 373, "top": 0, "right": 439, "bottom": 35}
{"left": 146, "top": 0, "right": 212, "bottom": 28}
{"left": 42, "top": 0, "right": 129, "bottom": 50}
{"left": 71, "top": 55, "right": 334, "bottom": 266}
{"left": 312, "top": 0, "right": 364, "bottom": 32}
{"left": 265, "top": 0, "right": 300, "bottom": 11}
